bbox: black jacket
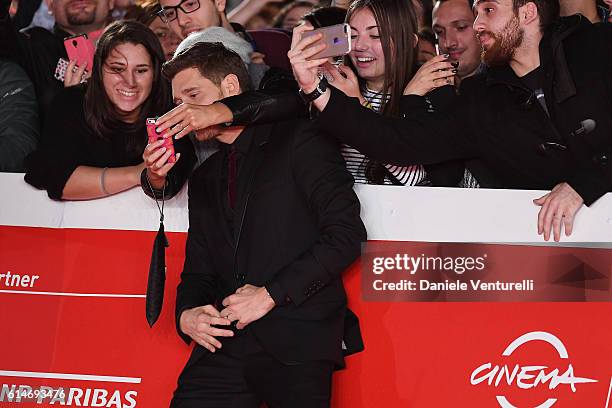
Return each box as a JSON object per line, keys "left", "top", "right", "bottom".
{"left": 0, "top": 3, "right": 71, "bottom": 121}
{"left": 315, "top": 16, "right": 612, "bottom": 205}
{"left": 222, "top": 87, "right": 468, "bottom": 187}
{"left": 0, "top": 59, "right": 39, "bottom": 172}
{"left": 176, "top": 119, "right": 366, "bottom": 367}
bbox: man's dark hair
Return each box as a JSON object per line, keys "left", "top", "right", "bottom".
{"left": 302, "top": 6, "right": 347, "bottom": 28}
{"left": 513, "top": 0, "right": 560, "bottom": 31}
{"left": 436, "top": 0, "right": 475, "bottom": 8}
{"left": 162, "top": 42, "right": 252, "bottom": 91}
{"left": 124, "top": 0, "right": 162, "bottom": 26}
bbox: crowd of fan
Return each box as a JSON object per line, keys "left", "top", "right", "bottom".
{"left": 0, "top": 0, "right": 610, "bottom": 241}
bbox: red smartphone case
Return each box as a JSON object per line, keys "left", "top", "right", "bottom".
{"left": 64, "top": 34, "right": 95, "bottom": 70}
{"left": 146, "top": 118, "right": 176, "bottom": 164}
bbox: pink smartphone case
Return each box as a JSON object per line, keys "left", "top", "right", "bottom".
{"left": 146, "top": 119, "right": 176, "bottom": 164}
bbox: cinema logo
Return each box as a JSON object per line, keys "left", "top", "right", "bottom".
{"left": 470, "top": 331, "right": 597, "bottom": 408}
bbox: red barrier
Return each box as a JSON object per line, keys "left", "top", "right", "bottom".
{"left": 2, "top": 226, "right": 611, "bottom": 407}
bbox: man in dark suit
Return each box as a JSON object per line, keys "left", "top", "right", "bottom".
{"left": 154, "top": 42, "right": 366, "bottom": 408}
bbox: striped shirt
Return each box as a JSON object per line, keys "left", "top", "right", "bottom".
{"left": 341, "top": 86, "right": 428, "bottom": 185}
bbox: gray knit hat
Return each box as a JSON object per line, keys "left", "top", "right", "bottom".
{"left": 174, "top": 27, "right": 253, "bottom": 65}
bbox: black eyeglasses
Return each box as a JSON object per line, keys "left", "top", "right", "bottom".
{"left": 158, "top": 0, "right": 201, "bottom": 23}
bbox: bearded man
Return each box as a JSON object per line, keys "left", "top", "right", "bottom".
{"left": 0, "top": 0, "right": 114, "bottom": 118}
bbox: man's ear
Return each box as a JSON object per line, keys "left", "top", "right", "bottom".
{"left": 109, "top": 0, "right": 115, "bottom": 11}
{"left": 215, "top": 0, "right": 227, "bottom": 14}
{"left": 519, "top": 2, "right": 538, "bottom": 26}
{"left": 220, "top": 74, "right": 241, "bottom": 98}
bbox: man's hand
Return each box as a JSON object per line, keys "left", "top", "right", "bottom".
{"left": 533, "top": 182, "right": 584, "bottom": 242}
{"left": 179, "top": 305, "right": 233, "bottom": 352}
{"left": 155, "top": 103, "right": 232, "bottom": 140}
{"left": 63, "top": 60, "right": 91, "bottom": 87}
{"left": 220, "top": 285, "right": 276, "bottom": 330}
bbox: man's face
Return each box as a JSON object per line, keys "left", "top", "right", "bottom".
{"left": 473, "top": 0, "right": 524, "bottom": 66}
{"left": 432, "top": 0, "right": 481, "bottom": 78}
{"left": 171, "top": 67, "right": 226, "bottom": 140}
{"left": 160, "top": 0, "right": 223, "bottom": 40}
{"left": 417, "top": 37, "right": 436, "bottom": 66}
{"left": 49, "top": 0, "right": 113, "bottom": 30}
{"left": 149, "top": 17, "right": 181, "bottom": 61}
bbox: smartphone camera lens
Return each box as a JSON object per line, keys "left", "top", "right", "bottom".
{"left": 72, "top": 40, "right": 78, "bottom": 47}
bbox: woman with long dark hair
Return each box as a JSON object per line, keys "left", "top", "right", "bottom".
{"left": 25, "top": 20, "right": 194, "bottom": 200}
{"left": 303, "top": 0, "right": 455, "bottom": 185}
{"left": 330, "top": 0, "right": 428, "bottom": 185}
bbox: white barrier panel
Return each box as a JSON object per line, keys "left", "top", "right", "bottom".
{"left": 1, "top": 172, "right": 611, "bottom": 241}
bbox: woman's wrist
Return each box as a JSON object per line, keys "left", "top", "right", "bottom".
{"left": 312, "top": 88, "right": 331, "bottom": 112}
{"left": 134, "top": 163, "right": 147, "bottom": 186}
{"left": 301, "top": 79, "right": 320, "bottom": 95}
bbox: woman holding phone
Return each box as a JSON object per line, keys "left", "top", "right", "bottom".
{"left": 25, "top": 20, "right": 194, "bottom": 200}
{"left": 156, "top": 0, "right": 459, "bottom": 186}
{"left": 311, "top": 0, "right": 454, "bottom": 185}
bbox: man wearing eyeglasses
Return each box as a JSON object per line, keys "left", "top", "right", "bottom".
{"left": 158, "top": 0, "right": 278, "bottom": 90}
{"left": 159, "top": 0, "right": 239, "bottom": 40}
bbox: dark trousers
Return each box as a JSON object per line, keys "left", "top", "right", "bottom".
{"left": 170, "top": 334, "right": 333, "bottom": 408}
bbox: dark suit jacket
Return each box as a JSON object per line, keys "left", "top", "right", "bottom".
{"left": 176, "top": 119, "right": 366, "bottom": 367}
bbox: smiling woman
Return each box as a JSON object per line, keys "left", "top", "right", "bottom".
{"left": 24, "top": 20, "right": 196, "bottom": 201}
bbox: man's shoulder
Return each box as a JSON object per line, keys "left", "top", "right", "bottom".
{"left": 554, "top": 15, "right": 611, "bottom": 49}
{"left": 457, "top": 70, "right": 489, "bottom": 99}
{"left": 268, "top": 118, "right": 313, "bottom": 137}
{"left": 264, "top": 118, "right": 336, "bottom": 153}
{"left": 20, "top": 25, "right": 59, "bottom": 42}
{"left": 189, "top": 149, "right": 223, "bottom": 182}
{"left": 0, "top": 59, "right": 31, "bottom": 87}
